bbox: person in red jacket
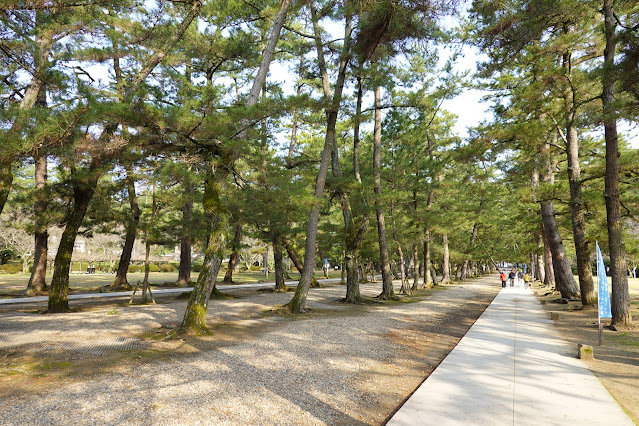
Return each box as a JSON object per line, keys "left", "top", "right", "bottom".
{"left": 500, "top": 271, "right": 507, "bottom": 288}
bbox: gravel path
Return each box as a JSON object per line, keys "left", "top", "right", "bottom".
{"left": 0, "top": 276, "right": 499, "bottom": 425}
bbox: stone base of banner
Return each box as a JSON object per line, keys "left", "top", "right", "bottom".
{"left": 578, "top": 343, "right": 594, "bottom": 360}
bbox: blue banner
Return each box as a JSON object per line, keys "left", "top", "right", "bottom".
{"left": 597, "top": 242, "right": 612, "bottom": 319}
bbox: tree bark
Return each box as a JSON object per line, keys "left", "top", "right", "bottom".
{"left": 603, "top": 0, "right": 631, "bottom": 326}
{"left": 372, "top": 85, "right": 394, "bottom": 300}
{"left": 140, "top": 178, "right": 158, "bottom": 304}
{"left": 282, "top": 239, "right": 321, "bottom": 288}
{"left": 391, "top": 200, "right": 408, "bottom": 295}
{"left": 176, "top": 180, "right": 193, "bottom": 287}
{"left": 179, "top": 173, "right": 227, "bottom": 333}
{"left": 542, "top": 223, "right": 556, "bottom": 287}
{"left": 287, "top": 5, "right": 352, "bottom": 312}
{"left": 26, "top": 152, "right": 48, "bottom": 295}
{"left": 0, "top": 162, "right": 12, "bottom": 216}
{"left": 48, "top": 172, "right": 99, "bottom": 312}
{"left": 411, "top": 243, "right": 419, "bottom": 290}
{"left": 562, "top": 63, "right": 595, "bottom": 304}
{"left": 422, "top": 233, "right": 432, "bottom": 289}
{"left": 536, "top": 229, "right": 546, "bottom": 284}
{"left": 180, "top": 0, "right": 288, "bottom": 328}
{"left": 223, "top": 220, "right": 241, "bottom": 283}
{"left": 540, "top": 140, "right": 579, "bottom": 298}
{"left": 441, "top": 233, "right": 451, "bottom": 283}
{"left": 273, "top": 236, "right": 287, "bottom": 291}
{"left": 111, "top": 164, "right": 139, "bottom": 290}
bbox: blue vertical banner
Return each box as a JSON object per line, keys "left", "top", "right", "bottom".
{"left": 596, "top": 242, "right": 612, "bottom": 319}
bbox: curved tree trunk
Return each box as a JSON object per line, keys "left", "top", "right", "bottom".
{"left": 540, "top": 140, "right": 578, "bottom": 299}
{"left": 48, "top": 173, "right": 99, "bottom": 312}
{"left": 541, "top": 201, "right": 579, "bottom": 298}
{"left": 603, "top": 0, "right": 631, "bottom": 326}
{"left": 179, "top": 173, "right": 227, "bottom": 333}
{"left": 111, "top": 164, "right": 139, "bottom": 290}
{"left": 287, "top": 5, "right": 352, "bottom": 313}
{"left": 26, "top": 152, "right": 49, "bottom": 295}
{"left": 282, "top": 239, "right": 320, "bottom": 288}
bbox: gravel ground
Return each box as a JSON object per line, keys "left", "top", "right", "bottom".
{"left": 0, "top": 276, "right": 499, "bottom": 425}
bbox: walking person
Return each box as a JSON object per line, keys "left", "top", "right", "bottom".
{"left": 508, "top": 269, "right": 516, "bottom": 287}
{"left": 500, "top": 271, "right": 507, "bottom": 288}
{"left": 517, "top": 269, "right": 524, "bottom": 287}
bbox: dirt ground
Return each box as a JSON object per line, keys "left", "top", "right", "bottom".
{"left": 531, "top": 283, "right": 639, "bottom": 423}
{"left": 0, "top": 278, "right": 500, "bottom": 425}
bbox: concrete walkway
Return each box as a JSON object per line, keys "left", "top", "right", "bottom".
{"left": 388, "top": 286, "right": 634, "bottom": 426}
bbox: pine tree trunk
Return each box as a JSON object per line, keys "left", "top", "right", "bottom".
{"left": 176, "top": 182, "right": 193, "bottom": 287}
{"left": 441, "top": 233, "right": 451, "bottom": 283}
{"left": 287, "top": 7, "right": 352, "bottom": 312}
{"left": 140, "top": 179, "right": 157, "bottom": 304}
{"left": 603, "top": 0, "right": 631, "bottom": 326}
{"left": 142, "top": 237, "right": 151, "bottom": 304}
{"left": 48, "top": 173, "right": 98, "bottom": 312}
{"left": 180, "top": 173, "right": 227, "bottom": 333}
{"left": 541, "top": 202, "right": 579, "bottom": 298}
{"left": 223, "top": 220, "right": 241, "bottom": 283}
{"left": 344, "top": 250, "right": 361, "bottom": 302}
{"left": 26, "top": 152, "right": 48, "bottom": 295}
{"left": 536, "top": 229, "right": 546, "bottom": 283}
{"left": 273, "top": 236, "right": 287, "bottom": 291}
{"left": 539, "top": 137, "right": 578, "bottom": 297}
{"left": 0, "top": 159, "right": 12, "bottom": 216}
{"left": 542, "top": 225, "right": 555, "bottom": 287}
{"left": 342, "top": 70, "right": 369, "bottom": 303}
{"left": 372, "top": 85, "right": 394, "bottom": 300}
{"left": 423, "top": 232, "right": 432, "bottom": 289}
{"left": 411, "top": 242, "right": 419, "bottom": 290}
{"left": 112, "top": 165, "right": 139, "bottom": 290}
{"left": 565, "top": 116, "right": 595, "bottom": 305}
{"left": 282, "top": 239, "right": 321, "bottom": 288}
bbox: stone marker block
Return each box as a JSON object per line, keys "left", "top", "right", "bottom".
{"left": 578, "top": 344, "right": 594, "bottom": 360}
{"left": 550, "top": 312, "right": 559, "bottom": 321}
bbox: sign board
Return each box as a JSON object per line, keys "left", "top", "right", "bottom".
{"left": 596, "top": 242, "right": 612, "bottom": 319}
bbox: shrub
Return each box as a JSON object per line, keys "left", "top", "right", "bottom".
{"left": 192, "top": 263, "right": 203, "bottom": 273}
{"left": 0, "top": 264, "right": 22, "bottom": 274}
{"left": 128, "top": 264, "right": 140, "bottom": 273}
{"left": 160, "top": 263, "right": 176, "bottom": 272}
{"left": 148, "top": 264, "right": 159, "bottom": 273}
{"left": 249, "top": 265, "right": 262, "bottom": 272}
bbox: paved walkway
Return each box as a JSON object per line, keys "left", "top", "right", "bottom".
{"left": 388, "top": 286, "right": 634, "bottom": 426}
